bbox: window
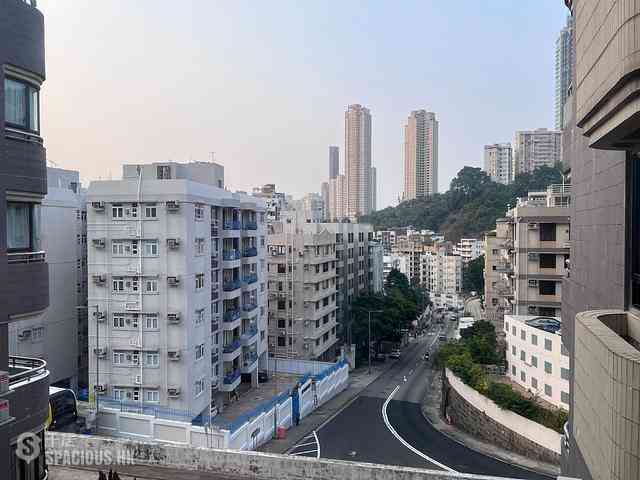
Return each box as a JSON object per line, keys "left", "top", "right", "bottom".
{"left": 157, "top": 165, "right": 171, "bottom": 179}
{"left": 195, "top": 309, "right": 205, "bottom": 325}
{"left": 544, "top": 338, "right": 553, "bottom": 351}
{"left": 277, "top": 319, "right": 285, "bottom": 328}
{"left": 195, "top": 273, "right": 205, "bottom": 290}
{"left": 511, "top": 326, "right": 516, "bottom": 336}
{"left": 4, "top": 77, "right": 39, "bottom": 132}
{"left": 544, "top": 384, "right": 552, "bottom": 397}
{"left": 511, "top": 365, "right": 516, "bottom": 375}
{"left": 520, "top": 371, "right": 526, "bottom": 382}
{"left": 195, "top": 237, "right": 206, "bottom": 255}
{"left": 520, "top": 350, "right": 525, "bottom": 361}
{"left": 195, "top": 343, "right": 205, "bottom": 361}
{"left": 531, "top": 377, "right": 538, "bottom": 389}
{"left": 194, "top": 378, "right": 205, "bottom": 397}
{"left": 112, "top": 206, "right": 124, "bottom": 218}
{"left": 144, "top": 240, "right": 158, "bottom": 256}
{"left": 7, "top": 202, "right": 33, "bottom": 251}
{"left": 544, "top": 361, "right": 552, "bottom": 374}
{"left": 531, "top": 355, "right": 538, "bottom": 367}
{"left": 539, "top": 223, "right": 556, "bottom": 241}
{"left": 561, "top": 391, "right": 570, "bottom": 405}
{"left": 113, "top": 278, "right": 125, "bottom": 292}
{"left": 113, "top": 352, "right": 126, "bottom": 365}
{"left": 539, "top": 254, "right": 556, "bottom": 269}
{"left": 531, "top": 334, "right": 538, "bottom": 346}
{"left": 145, "top": 279, "right": 158, "bottom": 293}
{"left": 114, "top": 389, "right": 125, "bottom": 401}
{"left": 145, "top": 205, "right": 157, "bottom": 218}
{"left": 195, "top": 204, "right": 204, "bottom": 221}
{"left": 145, "top": 390, "right": 159, "bottom": 402}
{"left": 520, "top": 330, "right": 526, "bottom": 341}
{"left": 561, "top": 367, "right": 570, "bottom": 380}
{"left": 113, "top": 314, "right": 126, "bottom": 329}
{"left": 511, "top": 345, "right": 516, "bottom": 356}
{"left": 277, "top": 336, "right": 286, "bottom": 347}
{"left": 539, "top": 280, "right": 556, "bottom": 295}
{"left": 145, "top": 352, "right": 159, "bottom": 366}
{"left": 561, "top": 343, "right": 569, "bottom": 356}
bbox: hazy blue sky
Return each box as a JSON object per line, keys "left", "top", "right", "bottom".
{"left": 38, "top": 1, "right": 569, "bottom": 208}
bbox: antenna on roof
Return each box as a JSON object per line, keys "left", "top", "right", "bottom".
{"left": 210, "top": 151, "right": 216, "bottom": 164}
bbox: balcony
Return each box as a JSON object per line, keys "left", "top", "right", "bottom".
{"left": 242, "top": 247, "right": 257, "bottom": 258}
{"left": 243, "top": 221, "right": 258, "bottom": 231}
{"left": 241, "top": 325, "right": 259, "bottom": 346}
{"left": 220, "top": 370, "right": 241, "bottom": 391}
{"left": 223, "top": 309, "right": 241, "bottom": 323}
{"left": 242, "top": 273, "right": 258, "bottom": 285}
{"left": 6, "top": 356, "right": 50, "bottom": 433}
{"left": 223, "top": 250, "right": 241, "bottom": 261}
{"left": 6, "top": 255, "right": 49, "bottom": 318}
{"left": 223, "top": 220, "right": 241, "bottom": 230}
{"left": 211, "top": 221, "right": 219, "bottom": 237}
{"left": 494, "top": 262, "right": 513, "bottom": 273}
{"left": 222, "top": 340, "right": 242, "bottom": 361}
{"left": 241, "top": 351, "right": 259, "bottom": 373}
{"left": 223, "top": 279, "right": 241, "bottom": 293}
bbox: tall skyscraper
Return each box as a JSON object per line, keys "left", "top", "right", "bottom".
{"left": 555, "top": 15, "right": 574, "bottom": 130}
{"left": 513, "top": 128, "right": 561, "bottom": 179}
{"left": 344, "top": 104, "right": 372, "bottom": 219}
{"left": 329, "top": 146, "right": 339, "bottom": 180}
{"left": 320, "top": 181, "right": 330, "bottom": 220}
{"left": 404, "top": 110, "right": 438, "bottom": 200}
{"left": 484, "top": 143, "right": 513, "bottom": 184}
{"left": 370, "top": 167, "right": 377, "bottom": 212}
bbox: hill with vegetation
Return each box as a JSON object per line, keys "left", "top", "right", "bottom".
{"left": 361, "top": 166, "right": 563, "bottom": 242}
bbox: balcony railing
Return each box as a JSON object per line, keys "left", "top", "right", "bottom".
{"left": 242, "top": 273, "right": 258, "bottom": 285}
{"left": 8, "top": 356, "right": 47, "bottom": 385}
{"left": 243, "top": 351, "right": 258, "bottom": 367}
{"left": 7, "top": 251, "right": 46, "bottom": 264}
{"left": 223, "top": 309, "right": 241, "bottom": 322}
{"left": 242, "top": 325, "right": 258, "bottom": 339}
{"left": 242, "top": 247, "right": 257, "bottom": 258}
{"left": 223, "top": 220, "right": 241, "bottom": 230}
{"left": 223, "top": 370, "right": 241, "bottom": 384}
{"left": 223, "top": 340, "right": 241, "bottom": 354}
{"left": 242, "top": 303, "right": 257, "bottom": 313}
{"left": 223, "top": 279, "right": 241, "bottom": 292}
{"left": 243, "top": 221, "right": 258, "bottom": 231}
{"left": 223, "top": 250, "right": 241, "bottom": 261}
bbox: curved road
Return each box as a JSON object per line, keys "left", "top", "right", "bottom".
{"left": 310, "top": 321, "right": 551, "bottom": 479}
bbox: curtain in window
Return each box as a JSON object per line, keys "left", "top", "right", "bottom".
{"left": 4, "top": 79, "right": 27, "bottom": 127}
{"left": 7, "top": 203, "right": 30, "bottom": 250}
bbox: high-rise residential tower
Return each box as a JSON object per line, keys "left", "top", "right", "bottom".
{"left": 329, "top": 146, "right": 339, "bottom": 180}
{"left": 370, "top": 166, "right": 377, "bottom": 212}
{"left": 344, "top": 104, "right": 372, "bottom": 219}
{"left": 320, "top": 182, "right": 330, "bottom": 220}
{"left": 513, "top": 128, "right": 561, "bottom": 179}
{"left": 404, "top": 110, "right": 438, "bottom": 200}
{"left": 555, "top": 15, "right": 574, "bottom": 130}
{"left": 484, "top": 143, "right": 513, "bottom": 184}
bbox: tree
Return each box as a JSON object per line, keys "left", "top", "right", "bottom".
{"left": 462, "top": 255, "right": 484, "bottom": 294}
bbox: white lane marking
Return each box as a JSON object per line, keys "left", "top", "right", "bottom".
{"left": 381, "top": 385, "right": 457, "bottom": 473}
{"left": 290, "top": 449, "right": 318, "bottom": 456}
{"left": 313, "top": 430, "right": 321, "bottom": 459}
{"left": 294, "top": 441, "right": 317, "bottom": 448}
{"left": 409, "top": 369, "right": 414, "bottom": 375}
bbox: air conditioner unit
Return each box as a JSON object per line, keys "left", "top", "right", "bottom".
{"left": 92, "top": 238, "right": 106, "bottom": 248}
{"left": 167, "top": 387, "right": 181, "bottom": 397}
{"left": 167, "top": 238, "right": 180, "bottom": 249}
{"left": 92, "top": 201, "right": 105, "bottom": 211}
{"left": 93, "top": 347, "right": 107, "bottom": 358}
{"left": 167, "top": 276, "right": 180, "bottom": 286}
{"left": 527, "top": 222, "right": 539, "bottom": 230}
{"left": 167, "top": 350, "right": 181, "bottom": 361}
{"left": 167, "top": 313, "right": 181, "bottom": 324}
{"left": 93, "top": 274, "right": 106, "bottom": 285}
{"left": 94, "top": 384, "right": 107, "bottom": 394}
{"left": 528, "top": 252, "right": 540, "bottom": 261}
{"left": 93, "top": 311, "right": 106, "bottom": 321}
{"left": 134, "top": 375, "right": 142, "bottom": 385}
{"left": 17, "top": 330, "right": 32, "bottom": 341}
{"left": 528, "top": 279, "right": 539, "bottom": 288}
{"left": 166, "top": 200, "right": 180, "bottom": 212}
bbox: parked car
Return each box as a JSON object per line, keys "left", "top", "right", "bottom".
{"left": 389, "top": 349, "right": 401, "bottom": 359}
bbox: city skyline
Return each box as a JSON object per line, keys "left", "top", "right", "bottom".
{"left": 36, "top": 0, "right": 567, "bottom": 209}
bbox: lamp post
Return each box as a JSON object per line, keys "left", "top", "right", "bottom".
{"left": 366, "top": 310, "right": 383, "bottom": 374}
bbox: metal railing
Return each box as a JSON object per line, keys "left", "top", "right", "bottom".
{"left": 223, "top": 340, "right": 241, "bottom": 353}
{"left": 223, "top": 250, "right": 241, "bottom": 261}
{"left": 8, "top": 356, "right": 47, "bottom": 385}
{"left": 242, "top": 221, "right": 258, "bottom": 231}
{"left": 223, "top": 220, "right": 241, "bottom": 230}
{"left": 223, "top": 369, "right": 241, "bottom": 385}
{"left": 242, "top": 273, "right": 258, "bottom": 285}
{"left": 7, "top": 251, "right": 46, "bottom": 264}
{"left": 242, "top": 303, "right": 257, "bottom": 313}
{"left": 223, "top": 309, "right": 241, "bottom": 322}
{"left": 242, "top": 247, "right": 257, "bottom": 258}
{"left": 223, "top": 280, "right": 241, "bottom": 292}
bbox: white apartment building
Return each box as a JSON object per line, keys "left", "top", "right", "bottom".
{"left": 252, "top": 184, "right": 289, "bottom": 222}
{"left": 374, "top": 230, "right": 397, "bottom": 254}
{"left": 513, "top": 129, "right": 562, "bottom": 179}
{"left": 266, "top": 222, "right": 338, "bottom": 361}
{"left": 383, "top": 254, "right": 408, "bottom": 281}
{"left": 489, "top": 185, "right": 571, "bottom": 319}
{"left": 328, "top": 174, "right": 347, "bottom": 221}
{"left": 504, "top": 315, "right": 570, "bottom": 410}
{"left": 294, "top": 193, "right": 324, "bottom": 223}
{"left": 8, "top": 167, "right": 87, "bottom": 390}
{"left": 420, "top": 249, "right": 463, "bottom": 300}
{"left": 453, "top": 238, "right": 484, "bottom": 264}
{"left": 87, "top": 162, "right": 267, "bottom": 419}
{"left": 404, "top": 109, "right": 438, "bottom": 200}
{"left": 369, "top": 240, "right": 384, "bottom": 293}
{"left": 345, "top": 104, "right": 373, "bottom": 219}
{"left": 483, "top": 143, "right": 513, "bottom": 185}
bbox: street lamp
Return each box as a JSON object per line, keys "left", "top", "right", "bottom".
{"left": 365, "top": 309, "right": 383, "bottom": 374}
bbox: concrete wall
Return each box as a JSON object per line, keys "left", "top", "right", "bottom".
{"left": 444, "top": 369, "right": 562, "bottom": 465}
{"left": 47, "top": 432, "right": 578, "bottom": 480}
{"left": 268, "top": 358, "right": 334, "bottom": 375}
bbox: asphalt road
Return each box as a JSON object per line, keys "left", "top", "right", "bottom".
{"left": 312, "top": 318, "right": 552, "bottom": 480}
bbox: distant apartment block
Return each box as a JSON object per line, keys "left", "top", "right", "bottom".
{"left": 504, "top": 315, "right": 570, "bottom": 410}
{"left": 9, "top": 168, "right": 87, "bottom": 391}
{"left": 453, "top": 238, "right": 484, "bottom": 264}
{"left": 404, "top": 110, "right": 438, "bottom": 200}
{"left": 329, "top": 146, "right": 339, "bottom": 180}
{"left": 252, "top": 184, "right": 289, "bottom": 222}
{"left": 555, "top": 15, "right": 574, "bottom": 130}
{"left": 382, "top": 254, "right": 407, "bottom": 282}
{"left": 420, "top": 247, "right": 463, "bottom": 297}
{"left": 513, "top": 129, "right": 561, "bottom": 178}
{"left": 374, "top": 230, "right": 398, "bottom": 254}
{"left": 328, "top": 174, "right": 347, "bottom": 221}
{"left": 293, "top": 193, "right": 324, "bottom": 223}
{"left": 266, "top": 222, "right": 338, "bottom": 361}
{"left": 393, "top": 236, "right": 428, "bottom": 285}
{"left": 345, "top": 104, "right": 373, "bottom": 219}
{"left": 87, "top": 162, "right": 267, "bottom": 419}
{"left": 368, "top": 240, "right": 384, "bottom": 293}
{"left": 483, "top": 143, "right": 513, "bottom": 184}
{"left": 320, "top": 182, "right": 330, "bottom": 220}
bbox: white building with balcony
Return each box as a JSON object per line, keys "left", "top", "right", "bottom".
{"left": 503, "top": 315, "right": 570, "bottom": 410}
{"left": 453, "top": 238, "right": 484, "bottom": 264}
{"left": 87, "top": 162, "right": 267, "bottom": 419}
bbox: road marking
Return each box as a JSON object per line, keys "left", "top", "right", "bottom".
{"left": 381, "top": 385, "right": 457, "bottom": 473}
{"left": 313, "top": 430, "right": 321, "bottom": 459}
{"left": 408, "top": 369, "right": 413, "bottom": 375}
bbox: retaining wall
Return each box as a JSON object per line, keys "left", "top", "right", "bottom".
{"left": 443, "top": 369, "right": 561, "bottom": 465}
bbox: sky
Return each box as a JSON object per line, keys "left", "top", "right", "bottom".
{"left": 38, "top": 0, "right": 569, "bottom": 208}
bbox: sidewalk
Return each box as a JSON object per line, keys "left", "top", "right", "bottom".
{"left": 421, "top": 369, "right": 560, "bottom": 478}
{"left": 259, "top": 361, "right": 392, "bottom": 454}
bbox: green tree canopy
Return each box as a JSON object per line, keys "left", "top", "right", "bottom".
{"left": 462, "top": 255, "right": 485, "bottom": 294}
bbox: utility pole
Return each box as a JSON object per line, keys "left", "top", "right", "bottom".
{"left": 366, "top": 309, "right": 383, "bottom": 374}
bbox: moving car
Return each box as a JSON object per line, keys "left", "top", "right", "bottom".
{"left": 423, "top": 351, "right": 430, "bottom": 361}
{"left": 438, "top": 334, "right": 447, "bottom": 342}
{"left": 389, "top": 349, "right": 401, "bottom": 359}
{"left": 47, "top": 387, "right": 78, "bottom": 431}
